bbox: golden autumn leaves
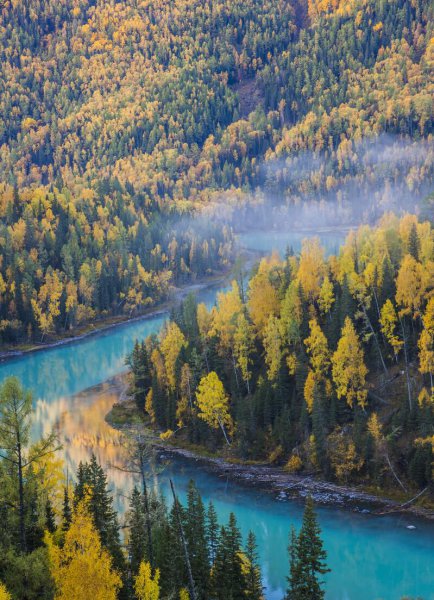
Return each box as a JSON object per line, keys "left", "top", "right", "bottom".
{"left": 45, "top": 494, "right": 122, "bottom": 600}
{"left": 148, "top": 214, "right": 434, "bottom": 456}
{"left": 44, "top": 491, "right": 172, "bottom": 600}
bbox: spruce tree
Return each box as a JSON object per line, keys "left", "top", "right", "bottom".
{"left": 74, "top": 455, "right": 126, "bottom": 577}
{"left": 128, "top": 487, "right": 148, "bottom": 575}
{"left": 245, "top": 531, "right": 264, "bottom": 600}
{"left": 45, "top": 499, "right": 56, "bottom": 534}
{"left": 286, "top": 497, "right": 329, "bottom": 600}
{"left": 185, "top": 481, "right": 210, "bottom": 600}
{"left": 158, "top": 503, "right": 187, "bottom": 598}
{"left": 211, "top": 514, "right": 246, "bottom": 600}
{"left": 62, "top": 486, "right": 72, "bottom": 532}
{"left": 206, "top": 501, "right": 219, "bottom": 564}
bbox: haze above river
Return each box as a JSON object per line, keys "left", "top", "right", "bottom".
{"left": 1, "top": 229, "right": 434, "bottom": 600}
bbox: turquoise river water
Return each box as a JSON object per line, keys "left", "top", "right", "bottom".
{"left": 0, "top": 230, "right": 433, "bottom": 600}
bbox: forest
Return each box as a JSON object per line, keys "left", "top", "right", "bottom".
{"left": 0, "top": 376, "right": 329, "bottom": 599}
{"left": 0, "top": 0, "right": 433, "bottom": 597}
{"left": 0, "top": 0, "right": 432, "bottom": 344}
{"left": 129, "top": 214, "right": 434, "bottom": 493}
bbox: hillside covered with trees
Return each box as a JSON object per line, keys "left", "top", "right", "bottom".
{"left": 0, "top": 0, "right": 432, "bottom": 344}
{"left": 129, "top": 215, "right": 434, "bottom": 495}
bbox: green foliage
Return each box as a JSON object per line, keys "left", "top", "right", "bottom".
{"left": 0, "top": 0, "right": 431, "bottom": 346}
{"left": 286, "top": 497, "right": 329, "bottom": 600}
{"left": 130, "top": 215, "right": 434, "bottom": 491}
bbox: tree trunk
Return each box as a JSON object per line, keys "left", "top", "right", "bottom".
{"left": 217, "top": 416, "right": 231, "bottom": 446}
{"left": 399, "top": 317, "right": 412, "bottom": 410}
{"left": 362, "top": 304, "right": 388, "bottom": 375}
{"left": 17, "top": 436, "right": 26, "bottom": 553}
{"left": 169, "top": 479, "right": 197, "bottom": 600}
{"left": 231, "top": 353, "right": 239, "bottom": 390}
{"left": 140, "top": 456, "right": 154, "bottom": 568}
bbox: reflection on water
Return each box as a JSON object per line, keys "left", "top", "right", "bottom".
{"left": 2, "top": 229, "right": 434, "bottom": 599}
{"left": 36, "top": 377, "right": 133, "bottom": 514}
{"left": 41, "top": 375, "right": 434, "bottom": 600}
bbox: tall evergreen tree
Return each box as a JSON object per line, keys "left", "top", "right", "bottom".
{"left": 286, "top": 497, "right": 329, "bottom": 600}
{"left": 62, "top": 486, "right": 72, "bottom": 532}
{"left": 206, "top": 501, "right": 219, "bottom": 564}
{"left": 74, "top": 455, "right": 125, "bottom": 577}
{"left": 211, "top": 513, "right": 246, "bottom": 600}
{"left": 128, "top": 487, "right": 148, "bottom": 576}
{"left": 185, "top": 481, "right": 210, "bottom": 600}
{"left": 245, "top": 531, "right": 264, "bottom": 600}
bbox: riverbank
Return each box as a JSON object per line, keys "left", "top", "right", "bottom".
{"left": 0, "top": 270, "right": 231, "bottom": 362}
{"left": 106, "top": 395, "right": 434, "bottom": 523}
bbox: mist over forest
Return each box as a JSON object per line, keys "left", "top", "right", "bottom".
{"left": 0, "top": 1, "right": 433, "bottom": 599}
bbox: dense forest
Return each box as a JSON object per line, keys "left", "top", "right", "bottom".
{"left": 129, "top": 215, "right": 434, "bottom": 494}
{"left": 0, "top": 0, "right": 432, "bottom": 344}
{"left": 0, "top": 0, "right": 434, "bottom": 597}
{"left": 0, "top": 376, "right": 329, "bottom": 599}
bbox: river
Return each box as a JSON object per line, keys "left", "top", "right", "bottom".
{"left": 1, "top": 229, "right": 434, "bottom": 600}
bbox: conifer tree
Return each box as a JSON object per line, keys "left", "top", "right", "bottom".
{"left": 206, "top": 501, "right": 219, "bottom": 564}
{"left": 74, "top": 455, "right": 125, "bottom": 576}
{"left": 244, "top": 531, "right": 264, "bottom": 600}
{"left": 286, "top": 497, "right": 329, "bottom": 600}
{"left": 45, "top": 499, "right": 56, "bottom": 534}
{"left": 211, "top": 514, "right": 246, "bottom": 600}
{"left": 128, "top": 487, "right": 148, "bottom": 575}
{"left": 62, "top": 486, "right": 72, "bottom": 532}
{"left": 185, "top": 481, "right": 210, "bottom": 600}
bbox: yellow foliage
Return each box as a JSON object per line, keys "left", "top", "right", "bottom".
{"left": 196, "top": 371, "right": 233, "bottom": 443}
{"left": 135, "top": 562, "right": 160, "bottom": 600}
{"left": 285, "top": 454, "right": 302, "bottom": 473}
{"left": 263, "top": 315, "right": 283, "bottom": 381}
{"left": 327, "top": 427, "right": 364, "bottom": 482}
{"left": 304, "top": 369, "right": 317, "bottom": 413}
{"left": 286, "top": 353, "right": 297, "bottom": 375}
{"left": 45, "top": 496, "right": 122, "bottom": 600}
{"left": 297, "top": 237, "right": 325, "bottom": 302}
{"left": 248, "top": 257, "right": 280, "bottom": 334}
{"left": 304, "top": 318, "right": 330, "bottom": 377}
{"left": 332, "top": 317, "right": 368, "bottom": 408}
{"left": 159, "top": 321, "right": 187, "bottom": 391}
{"left": 367, "top": 413, "right": 382, "bottom": 442}
{"left": 396, "top": 254, "right": 427, "bottom": 317}
{"left": 268, "top": 444, "right": 283, "bottom": 464}
{"left": 418, "top": 388, "right": 433, "bottom": 407}
{"left": 379, "top": 299, "right": 403, "bottom": 358}
{"left": 160, "top": 429, "right": 174, "bottom": 441}
{"left": 0, "top": 582, "right": 11, "bottom": 600}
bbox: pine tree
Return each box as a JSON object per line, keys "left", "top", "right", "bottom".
{"left": 184, "top": 481, "right": 210, "bottom": 600}
{"left": 286, "top": 497, "right": 329, "bottom": 600}
{"left": 245, "top": 531, "right": 264, "bottom": 600}
{"left": 128, "top": 487, "right": 148, "bottom": 576}
{"left": 211, "top": 514, "right": 246, "bottom": 600}
{"left": 206, "top": 502, "right": 219, "bottom": 564}
{"left": 45, "top": 499, "right": 56, "bottom": 534}
{"left": 62, "top": 486, "right": 72, "bottom": 532}
{"left": 74, "top": 456, "right": 125, "bottom": 577}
